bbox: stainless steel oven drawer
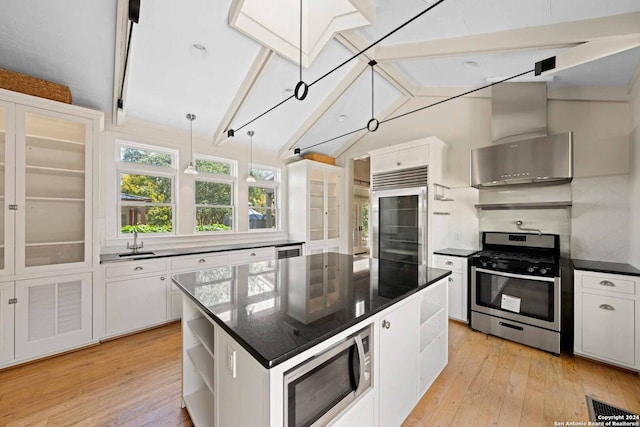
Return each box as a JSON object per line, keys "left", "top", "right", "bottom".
{"left": 471, "top": 311, "right": 560, "bottom": 355}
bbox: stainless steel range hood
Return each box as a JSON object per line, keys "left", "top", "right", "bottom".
{"left": 471, "top": 83, "right": 573, "bottom": 188}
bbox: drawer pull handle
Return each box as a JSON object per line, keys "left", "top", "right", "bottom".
{"left": 599, "top": 280, "right": 615, "bottom": 287}
{"left": 160, "top": 276, "right": 166, "bottom": 281}
{"left": 382, "top": 320, "right": 391, "bottom": 329}
{"left": 445, "top": 261, "right": 453, "bottom": 266}
{"left": 499, "top": 322, "right": 524, "bottom": 331}
{"left": 199, "top": 259, "right": 206, "bottom": 263}
{"left": 134, "top": 266, "right": 143, "bottom": 271}
{"left": 448, "top": 277, "right": 453, "bottom": 282}
{"left": 250, "top": 252, "right": 256, "bottom": 256}
{"left": 599, "top": 304, "right": 615, "bottom": 311}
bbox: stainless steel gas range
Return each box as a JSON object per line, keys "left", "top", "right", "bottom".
{"left": 470, "top": 232, "right": 562, "bottom": 355}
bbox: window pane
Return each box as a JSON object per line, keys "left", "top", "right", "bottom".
{"left": 249, "top": 186, "right": 276, "bottom": 208}
{"left": 120, "top": 147, "right": 172, "bottom": 167}
{"left": 196, "top": 159, "right": 231, "bottom": 175}
{"left": 121, "top": 206, "right": 173, "bottom": 233}
{"left": 196, "top": 207, "right": 232, "bottom": 231}
{"left": 196, "top": 181, "right": 231, "bottom": 205}
{"left": 250, "top": 167, "right": 276, "bottom": 181}
{"left": 120, "top": 173, "right": 172, "bottom": 203}
{"left": 249, "top": 207, "right": 276, "bottom": 229}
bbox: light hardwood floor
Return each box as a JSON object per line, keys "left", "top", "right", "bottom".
{"left": 1, "top": 320, "right": 638, "bottom": 426}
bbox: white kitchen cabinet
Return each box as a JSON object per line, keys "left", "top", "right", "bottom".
{"left": 0, "top": 281, "right": 14, "bottom": 364}
{"left": 0, "top": 92, "right": 101, "bottom": 276}
{"left": 434, "top": 254, "right": 469, "bottom": 322}
{"left": 574, "top": 270, "right": 638, "bottom": 370}
{"left": 370, "top": 142, "right": 429, "bottom": 173}
{"left": 228, "top": 246, "right": 275, "bottom": 264}
{"left": 103, "top": 259, "right": 169, "bottom": 338}
{"left": 14, "top": 273, "right": 92, "bottom": 360}
{"left": 288, "top": 160, "right": 343, "bottom": 254}
{"left": 378, "top": 296, "right": 419, "bottom": 427}
{"left": 418, "top": 278, "right": 448, "bottom": 395}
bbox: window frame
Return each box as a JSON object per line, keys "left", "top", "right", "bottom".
{"left": 116, "top": 140, "right": 178, "bottom": 237}
{"left": 193, "top": 154, "right": 237, "bottom": 234}
{"left": 247, "top": 164, "right": 280, "bottom": 232}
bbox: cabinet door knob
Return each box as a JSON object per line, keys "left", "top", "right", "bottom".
{"left": 599, "top": 304, "right": 615, "bottom": 311}
{"left": 448, "top": 277, "right": 453, "bottom": 282}
{"left": 599, "top": 280, "right": 615, "bottom": 287}
{"left": 160, "top": 276, "right": 166, "bottom": 281}
{"left": 250, "top": 252, "right": 256, "bottom": 256}
{"left": 134, "top": 266, "right": 143, "bottom": 271}
{"left": 396, "top": 162, "right": 401, "bottom": 167}
{"left": 445, "top": 261, "right": 453, "bottom": 266}
{"left": 199, "top": 258, "right": 206, "bottom": 263}
{"left": 382, "top": 320, "right": 391, "bottom": 329}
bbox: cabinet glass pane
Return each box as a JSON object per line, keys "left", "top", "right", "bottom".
{"left": 0, "top": 106, "right": 5, "bottom": 270}
{"left": 327, "top": 172, "right": 340, "bottom": 240}
{"left": 24, "top": 112, "right": 86, "bottom": 267}
{"left": 309, "top": 170, "right": 325, "bottom": 240}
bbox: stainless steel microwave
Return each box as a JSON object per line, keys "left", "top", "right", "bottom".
{"left": 283, "top": 324, "right": 373, "bottom": 426}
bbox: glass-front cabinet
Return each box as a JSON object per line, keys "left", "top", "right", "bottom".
{"left": 0, "top": 98, "right": 97, "bottom": 277}
{"left": 288, "top": 160, "right": 343, "bottom": 253}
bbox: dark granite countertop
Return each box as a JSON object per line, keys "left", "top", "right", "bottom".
{"left": 572, "top": 259, "right": 640, "bottom": 277}
{"left": 100, "top": 240, "right": 304, "bottom": 263}
{"left": 172, "top": 253, "right": 451, "bottom": 369}
{"left": 434, "top": 248, "right": 480, "bottom": 257}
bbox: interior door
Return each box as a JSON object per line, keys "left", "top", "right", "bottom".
{"left": 352, "top": 200, "right": 369, "bottom": 255}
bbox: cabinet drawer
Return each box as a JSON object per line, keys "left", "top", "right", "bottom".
{"left": 105, "top": 260, "right": 167, "bottom": 279}
{"left": 582, "top": 274, "right": 635, "bottom": 295}
{"left": 171, "top": 253, "right": 229, "bottom": 271}
{"left": 229, "top": 247, "right": 274, "bottom": 264}
{"left": 434, "top": 256, "right": 462, "bottom": 271}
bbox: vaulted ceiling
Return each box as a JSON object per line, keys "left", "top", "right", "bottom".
{"left": 1, "top": 0, "right": 639, "bottom": 158}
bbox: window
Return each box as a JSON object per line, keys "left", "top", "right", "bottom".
{"left": 195, "top": 156, "right": 236, "bottom": 232}
{"left": 117, "top": 142, "right": 176, "bottom": 234}
{"left": 248, "top": 165, "right": 279, "bottom": 230}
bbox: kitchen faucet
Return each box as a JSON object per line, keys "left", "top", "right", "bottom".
{"left": 127, "top": 231, "right": 144, "bottom": 253}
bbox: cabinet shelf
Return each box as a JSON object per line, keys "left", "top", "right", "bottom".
{"left": 25, "top": 196, "right": 84, "bottom": 203}
{"left": 420, "top": 323, "right": 443, "bottom": 352}
{"left": 26, "top": 134, "right": 85, "bottom": 148}
{"left": 188, "top": 318, "right": 215, "bottom": 358}
{"left": 187, "top": 345, "right": 215, "bottom": 395}
{"left": 420, "top": 301, "right": 442, "bottom": 324}
{"left": 184, "top": 387, "right": 215, "bottom": 427}
{"left": 25, "top": 240, "right": 84, "bottom": 247}
{"left": 25, "top": 165, "right": 85, "bottom": 175}
{"left": 380, "top": 248, "right": 416, "bottom": 256}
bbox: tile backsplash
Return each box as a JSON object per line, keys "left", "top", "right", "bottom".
{"left": 570, "top": 175, "right": 629, "bottom": 262}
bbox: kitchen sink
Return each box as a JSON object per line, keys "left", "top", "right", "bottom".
{"left": 118, "top": 251, "right": 156, "bottom": 257}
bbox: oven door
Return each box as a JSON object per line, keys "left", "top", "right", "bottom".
{"left": 283, "top": 326, "right": 372, "bottom": 427}
{"left": 471, "top": 267, "right": 560, "bottom": 331}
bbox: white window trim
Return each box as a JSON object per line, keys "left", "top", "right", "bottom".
{"left": 194, "top": 155, "right": 237, "bottom": 234}
{"left": 116, "top": 140, "right": 178, "bottom": 237}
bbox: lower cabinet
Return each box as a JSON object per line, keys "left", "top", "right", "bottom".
{"left": 105, "top": 274, "right": 168, "bottom": 336}
{"left": 574, "top": 269, "right": 638, "bottom": 370}
{"left": 433, "top": 254, "right": 468, "bottom": 322}
{"left": 0, "top": 281, "right": 15, "bottom": 364}
{"left": 14, "top": 273, "right": 93, "bottom": 360}
{"left": 378, "top": 297, "right": 420, "bottom": 427}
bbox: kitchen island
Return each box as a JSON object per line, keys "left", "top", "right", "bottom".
{"left": 172, "top": 253, "right": 451, "bottom": 426}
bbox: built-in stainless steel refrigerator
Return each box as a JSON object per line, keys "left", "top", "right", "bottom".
{"left": 370, "top": 166, "right": 429, "bottom": 266}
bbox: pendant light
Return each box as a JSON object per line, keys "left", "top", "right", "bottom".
{"left": 184, "top": 113, "right": 198, "bottom": 175}
{"left": 246, "top": 130, "right": 256, "bottom": 182}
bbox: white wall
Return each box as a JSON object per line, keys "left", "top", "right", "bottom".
{"left": 629, "top": 79, "right": 640, "bottom": 268}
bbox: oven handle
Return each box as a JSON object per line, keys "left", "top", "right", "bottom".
{"left": 474, "top": 268, "right": 556, "bottom": 282}
{"left": 353, "top": 334, "right": 367, "bottom": 397}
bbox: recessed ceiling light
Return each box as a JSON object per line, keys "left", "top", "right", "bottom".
{"left": 283, "top": 88, "right": 293, "bottom": 97}
{"left": 190, "top": 42, "right": 208, "bottom": 59}
{"left": 463, "top": 60, "right": 479, "bottom": 69}
{"left": 337, "top": 114, "right": 347, "bottom": 122}
{"left": 192, "top": 43, "right": 207, "bottom": 51}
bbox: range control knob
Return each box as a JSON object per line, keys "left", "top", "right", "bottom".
{"left": 527, "top": 266, "right": 535, "bottom": 273}
{"left": 539, "top": 268, "right": 548, "bottom": 275}
{"left": 481, "top": 261, "right": 488, "bottom": 268}
{"left": 491, "top": 262, "right": 498, "bottom": 269}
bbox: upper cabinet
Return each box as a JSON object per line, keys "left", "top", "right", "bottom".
{"left": 0, "top": 90, "right": 103, "bottom": 276}
{"left": 287, "top": 160, "right": 343, "bottom": 253}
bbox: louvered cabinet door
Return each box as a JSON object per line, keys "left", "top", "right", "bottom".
{"left": 14, "top": 273, "right": 92, "bottom": 360}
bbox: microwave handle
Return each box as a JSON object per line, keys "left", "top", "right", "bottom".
{"left": 353, "top": 334, "right": 367, "bottom": 397}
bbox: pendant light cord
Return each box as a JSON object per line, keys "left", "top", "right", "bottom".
{"left": 299, "top": 0, "right": 303, "bottom": 82}
{"left": 371, "top": 62, "right": 375, "bottom": 119}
